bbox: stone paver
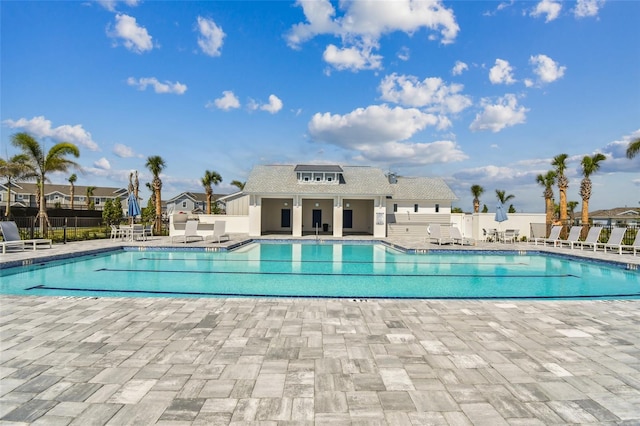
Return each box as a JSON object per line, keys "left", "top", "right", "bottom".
{"left": 1, "top": 238, "right": 639, "bottom": 424}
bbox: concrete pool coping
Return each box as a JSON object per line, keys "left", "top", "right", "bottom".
{"left": 1, "top": 236, "right": 640, "bottom": 424}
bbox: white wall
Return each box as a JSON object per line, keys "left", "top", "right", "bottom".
{"left": 451, "top": 213, "right": 546, "bottom": 241}
{"left": 169, "top": 213, "right": 250, "bottom": 237}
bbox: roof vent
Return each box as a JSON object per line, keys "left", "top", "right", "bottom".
{"left": 388, "top": 172, "right": 397, "bottom": 184}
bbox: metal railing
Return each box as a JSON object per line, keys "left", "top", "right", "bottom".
{"left": 530, "top": 223, "right": 638, "bottom": 245}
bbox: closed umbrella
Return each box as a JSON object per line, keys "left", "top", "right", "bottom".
{"left": 127, "top": 192, "right": 141, "bottom": 224}
{"left": 495, "top": 203, "right": 508, "bottom": 241}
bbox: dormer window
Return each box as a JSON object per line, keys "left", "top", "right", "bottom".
{"left": 295, "top": 165, "right": 343, "bottom": 184}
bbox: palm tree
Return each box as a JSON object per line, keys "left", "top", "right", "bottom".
{"left": 0, "top": 154, "right": 31, "bottom": 218}
{"left": 626, "top": 137, "right": 640, "bottom": 159}
{"left": 579, "top": 153, "right": 606, "bottom": 234}
{"left": 551, "top": 153, "right": 569, "bottom": 225}
{"left": 495, "top": 189, "right": 515, "bottom": 205}
{"left": 11, "top": 132, "right": 80, "bottom": 235}
{"left": 86, "top": 186, "right": 96, "bottom": 210}
{"left": 68, "top": 173, "right": 77, "bottom": 210}
{"left": 567, "top": 201, "right": 579, "bottom": 224}
{"left": 145, "top": 155, "right": 166, "bottom": 235}
{"left": 470, "top": 185, "right": 484, "bottom": 213}
{"left": 231, "top": 180, "right": 245, "bottom": 191}
{"left": 201, "top": 170, "right": 222, "bottom": 214}
{"left": 536, "top": 170, "right": 556, "bottom": 226}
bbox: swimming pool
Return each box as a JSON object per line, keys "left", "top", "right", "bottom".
{"left": 1, "top": 242, "right": 639, "bottom": 299}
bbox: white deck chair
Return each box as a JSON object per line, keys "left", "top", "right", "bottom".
{"left": 557, "top": 226, "right": 582, "bottom": 249}
{"left": 208, "top": 221, "right": 230, "bottom": 243}
{"left": 450, "top": 226, "right": 475, "bottom": 245}
{"left": 531, "top": 225, "right": 562, "bottom": 246}
{"left": 426, "top": 224, "right": 453, "bottom": 245}
{"left": 0, "top": 221, "right": 51, "bottom": 254}
{"left": 171, "top": 220, "right": 203, "bottom": 243}
{"left": 596, "top": 227, "right": 627, "bottom": 254}
{"left": 499, "top": 229, "right": 518, "bottom": 244}
{"left": 621, "top": 231, "right": 640, "bottom": 256}
{"left": 573, "top": 226, "right": 603, "bottom": 251}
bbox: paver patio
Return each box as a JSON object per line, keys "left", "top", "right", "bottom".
{"left": 1, "top": 237, "right": 639, "bottom": 424}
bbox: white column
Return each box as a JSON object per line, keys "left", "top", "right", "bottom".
{"left": 293, "top": 196, "right": 302, "bottom": 237}
{"left": 333, "top": 197, "right": 343, "bottom": 237}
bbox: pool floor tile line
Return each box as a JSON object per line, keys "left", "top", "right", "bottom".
{"left": 1, "top": 296, "right": 639, "bottom": 424}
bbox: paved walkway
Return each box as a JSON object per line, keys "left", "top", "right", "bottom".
{"left": 1, "top": 237, "right": 639, "bottom": 424}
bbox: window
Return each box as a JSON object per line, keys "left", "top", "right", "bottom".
{"left": 435, "top": 204, "right": 440, "bottom": 213}
{"left": 414, "top": 204, "right": 418, "bottom": 213}
{"left": 182, "top": 201, "right": 187, "bottom": 208}
{"left": 393, "top": 203, "right": 397, "bottom": 212}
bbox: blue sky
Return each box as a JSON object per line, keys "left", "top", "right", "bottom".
{"left": 1, "top": 0, "right": 638, "bottom": 213}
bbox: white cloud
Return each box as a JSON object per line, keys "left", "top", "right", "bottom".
{"left": 489, "top": 59, "right": 516, "bottom": 85}
{"left": 574, "top": 0, "right": 605, "bottom": 18}
{"left": 127, "top": 77, "right": 187, "bottom": 94}
{"left": 287, "top": 0, "right": 459, "bottom": 71}
{"left": 260, "top": 95, "right": 283, "bottom": 114}
{"left": 469, "top": 94, "right": 529, "bottom": 133}
{"left": 113, "top": 143, "right": 139, "bottom": 158}
{"left": 452, "top": 61, "right": 468, "bottom": 76}
{"left": 397, "top": 47, "right": 410, "bottom": 61}
{"left": 598, "top": 129, "right": 640, "bottom": 173}
{"left": 353, "top": 140, "right": 468, "bottom": 165}
{"left": 248, "top": 95, "right": 283, "bottom": 114}
{"left": 196, "top": 16, "right": 225, "bottom": 57}
{"left": 530, "top": 0, "right": 562, "bottom": 22}
{"left": 529, "top": 54, "right": 566, "bottom": 85}
{"left": 308, "top": 104, "right": 441, "bottom": 148}
{"left": 97, "top": 0, "right": 140, "bottom": 12}
{"left": 108, "top": 13, "right": 153, "bottom": 53}
{"left": 378, "top": 73, "right": 472, "bottom": 115}
{"left": 323, "top": 43, "right": 382, "bottom": 71}
{"left": 3, "top": 116, "right": 99, "bottom": 151}
{"left": 209, "top": 91, "right": 240, "bottom": 110}
{"left": 94, "top": 157, "right": 111, "bottom": 170}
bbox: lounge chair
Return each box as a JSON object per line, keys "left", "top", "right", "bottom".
{"left": 450, "top": 226, "right": 475, "bottom": 245}
{"left": 531, "top": 225, "right": 562, "bottom": 246}
{"left": 426, "top": 224, "right": 453, "bottom": 245}
{"left": 0, "top": 221, "right": 52, "bottom": 254}
{"left": 573, "top": 226, "right": 603, "bottom": 251}
{"left": 557, "top": 226, "right": 582, "bottom": 249}
{"left": 171, "top": 220, "right": 203, "bottom": 243}
{"left": 621, "top": 231, "right": 640, "bottom": 256}
{"left": 208, "top": 221, "right": 230, "bottom": 243}
{"left": 596, "top": 227, "right": 627, "bottom": 254}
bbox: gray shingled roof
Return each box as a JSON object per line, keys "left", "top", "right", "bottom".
{"left": 392, "top": 177, "right": 458, "bottom": 201}
{"left": 244, "top": 165, "right": 458, "bottom": 201}
{"left": 244, "top": 165, "right": 392, "bottom": 196}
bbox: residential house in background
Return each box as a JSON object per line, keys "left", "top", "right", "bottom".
{"left": 165, "top": 192, "right": 227, "bottom": 215}
{"left": 0, "top": 182, "right": 129, "bottom": 213}
{"left": 590, "top": 207, "right": 640, "bottom": 226}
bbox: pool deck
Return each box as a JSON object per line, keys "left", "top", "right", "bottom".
{"left": 1, "top": 236, "right": 639, "bottom": 424}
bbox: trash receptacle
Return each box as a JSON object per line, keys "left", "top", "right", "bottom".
{"left": 323, "top": 223, "right": 329, "bottom": 232}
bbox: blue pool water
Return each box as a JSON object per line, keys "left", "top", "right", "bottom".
{"left": 1, "top": 243, "right": 639, "bottom": 299}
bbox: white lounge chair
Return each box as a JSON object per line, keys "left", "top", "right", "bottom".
{"left": 426, "top": 224, "right": 453, "bottom": 245}
{"left": 450, "top": 226, "right": 475, "bottom": 245}
{"left": 171, "top": 220, "right": 203, "bottom": 243}
{"left": 557, "top": 226, "right": 582, "bottom": 249}
{"left": 208, "top": 221, "right": 230, "bottom": 243}
{"left": 596, "top": 227, "right": 627, "bottom": 254}
{"left": 621, "top": 231, "right": 640, "bottom": 256}
{"left": 0, "top": 221, "right": 52, "bottom": 254}
{"left": 531, "top": 225, "right": 562, "bottom": 246}
{"left": 573, "top": 226, "right": 603, "bottom": 251}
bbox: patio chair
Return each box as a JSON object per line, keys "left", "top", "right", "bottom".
{"left": 499, "top": 229, "right": 518, "bottom": 244}
{"left": 110, "top": 225, "right": 122, "bottom": 240}
{"left": 171, "top": 219, "right": 203, "bottom": 244}
{"left": 531, "top": 225, "right": 562, "bottom": 246}
{"left": 0, "top": 221, "right": 52, "bottom": 254}
{"left": 573, "top": 226, "right": 603, "bottom": 251}
{"left": 557, "top": 226, "right": 582, "bottom": 249}
{"left": 450, "top": 226, "right": 475, "bottom": 246}
{"left": 596, "top": 227, "right": 627, "bottom": 254}
{"left": 620, "top": 231, "right": 640, "bottom": 256}
{"left": 426, "top": 224, "right": 453, "bottom": 245}
{"left": 208, "top": 221, "right": 230, "bottom": 243}
{"left": 131, "top": 224, "right": 146, "bottom": 241}
{"left": 143, "top": 225, "right": 153, "bottom": 238}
